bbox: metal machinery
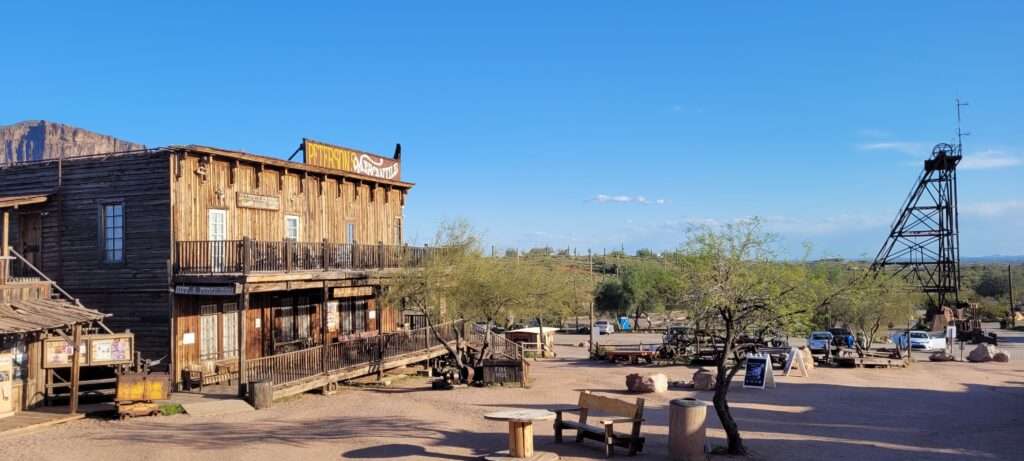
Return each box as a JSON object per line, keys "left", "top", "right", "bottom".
{"left": 871, "top": 141, "right": 962, "bottom": 310}
{"left": 870, "top": 100, "right": 990, "bottom": 341}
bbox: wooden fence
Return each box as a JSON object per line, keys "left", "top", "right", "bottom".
{"left": 243, "top": 320, "right": 467, "bottom": 388}
{"left": 175, "top": 239, "right": 451, "bottom": 274}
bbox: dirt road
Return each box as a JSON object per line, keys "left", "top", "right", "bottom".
{"left": 1, "top": 338, "right": 1020, "bottom": 461}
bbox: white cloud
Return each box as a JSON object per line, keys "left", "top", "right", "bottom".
{"left": 858, "top": 142, "right": 927, "bottom": 156}
{"left": 960, "top": 150, "right": 1023, "bottom": 170}
{"left": 961, "top": 200, "right": 1024, "bottom": 217}
{"left": 592, "top": 194, "right": 667, "bottom": 205}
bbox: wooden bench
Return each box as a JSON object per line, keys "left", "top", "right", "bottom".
{"left": 551, "top": 391, "right": 645, "bottom": 456}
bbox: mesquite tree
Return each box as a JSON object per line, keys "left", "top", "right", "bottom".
{"left": 671, "top": 220, "right": 813, "bottom": 455}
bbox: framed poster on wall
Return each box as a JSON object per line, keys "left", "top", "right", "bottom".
{"left": 43, "top": 338, "right": 88, "bottom": 368}
{"left": 90, "top": 335, "right": 133, "bottom": 365}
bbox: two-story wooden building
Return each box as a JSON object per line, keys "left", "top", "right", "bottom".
{"left": 0, "top": 139, "right": 440, "bottom": 388}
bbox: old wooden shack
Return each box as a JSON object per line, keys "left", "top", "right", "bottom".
{"left": 0, "top": 139, "right": 443, "bottom": 390}
{"left": 1, "top": 196, "right": 121, "bottom": 416}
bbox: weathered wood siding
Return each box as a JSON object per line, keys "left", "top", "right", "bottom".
{"left": 0, "top": 153, "right": 173, "bottom": 358}
{"left": 172, "top": 153, "right": 404, "bottom": 245}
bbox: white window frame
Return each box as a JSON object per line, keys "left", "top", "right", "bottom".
{"left": 346, "top": 222, "right": 356, "bottom": 245}
{"left": 101, "top": 203, "right": 125, "bottom": 263}
{"left": 208, "top": 209, "right": 228, "bottom": 272}
{"left": 222, "top": 303, "right": 239, "bottom": 359}
{"left": 199, "top": 304, "right": 219, "bottom": 360}
{"left": 285, "top": 215, "right": 301, "bottom": 241}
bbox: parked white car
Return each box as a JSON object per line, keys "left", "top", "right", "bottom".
{"left": 593, "top": 320, "right": 615, "bottom": 335}
{"left": 892, "top": 331, "right": 946, "bottom": 351}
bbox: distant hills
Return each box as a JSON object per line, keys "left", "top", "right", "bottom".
{"left": 962, "top": 255, "right": 1024, "bottom": 264}
{"left": 0, "top": 120, "right": 145, "bottom": 164}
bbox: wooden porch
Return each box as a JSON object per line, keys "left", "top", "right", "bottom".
{"left": 174, "top": 239, "right": 450, "bottom": 276}
{"left": 200, "top": 320, "right": 524, "bottom": 400}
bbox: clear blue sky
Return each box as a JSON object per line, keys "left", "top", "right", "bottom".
{"left": 3, "top": 2, "right": 1021, "bottom": 258}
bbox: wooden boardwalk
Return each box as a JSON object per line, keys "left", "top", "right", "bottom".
{"left": 0, "top": 409, "right": 84, "bottom": 437}
{"left": 236, "top": 321, "right": 524, "bottom": 401}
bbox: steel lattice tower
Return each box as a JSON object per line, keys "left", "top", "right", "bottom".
{"left": 871, "top": 142, "right": 962, "bottom": 309}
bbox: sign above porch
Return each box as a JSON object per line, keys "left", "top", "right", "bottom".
{"left": 303, "top": 138, "right": 401, "bottom": 181}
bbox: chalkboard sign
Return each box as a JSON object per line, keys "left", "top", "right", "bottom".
{"left": 743, "top": 353, "right": 775, "bottom": 389}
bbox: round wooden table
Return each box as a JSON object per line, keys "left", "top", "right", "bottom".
{"left": 484, "top": 409, "right": 558, "bottom": 460}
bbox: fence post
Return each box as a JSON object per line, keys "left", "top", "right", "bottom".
{"left": 378, "top": 242, "right": 385, "bottom": 269}
{"left": 286, "top": 239, "right": 294, "bottom": 272}
{"left": 242, "top": 237, "right": 252, "bottom": 274}
{"left": 322, "top": 239, "right": 329, "bottom": 271}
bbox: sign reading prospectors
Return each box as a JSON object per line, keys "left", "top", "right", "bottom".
{"left": 303, "top": 138, "right": 401, "bottom": 181}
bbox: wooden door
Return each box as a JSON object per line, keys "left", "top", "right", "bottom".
{"left": 17, "top": 213, "right": 42, "bottom": 272}
{"left": 208, "top": 210, "right": 227, "bottom": 272}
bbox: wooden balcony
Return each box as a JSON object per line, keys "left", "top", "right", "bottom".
{"left": 174, "top": 239, "right": 450, "bottom": 277}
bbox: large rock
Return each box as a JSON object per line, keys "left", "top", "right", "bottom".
{"left": 0, "top": 120, "right": 145, "bottom": 164}
{"left": 968, "top": 344, "right": 999, "bottom": 363}
{"left": 625, "top": 373, "right": 668, "bottom": 393}
{"left": 929, "top": 352, "right": 955, "bottom": 362}
{"left": 692, "top": 369, "right": 715, "bottom": 391}
{"left": 993, "top": 352, "right": 1010, "bottom": 363}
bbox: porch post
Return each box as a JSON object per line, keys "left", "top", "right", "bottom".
{"left": 238, "top": 285, "right": 249, "bottom": 397}
{"left": 70, "top": 323, "right": 82, "bottom": 414}
{"left": 1, "top": 209, "right": 9, "bottom": 284}
{"left": 321, "top": 282, "right": 329, "bottom": 374}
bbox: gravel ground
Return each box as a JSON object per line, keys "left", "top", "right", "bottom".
{"left": 0, "top": 333, "right": 1020, "bottom": 461}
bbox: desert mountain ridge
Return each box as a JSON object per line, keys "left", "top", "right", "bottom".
{"left": 0, "top": 120, "right": 146, "bottom": 164}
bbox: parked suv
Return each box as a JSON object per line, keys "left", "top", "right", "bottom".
{"left": 593, "top": 320, "right": 615, "bottom": 335}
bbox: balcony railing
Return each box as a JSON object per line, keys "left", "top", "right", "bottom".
{"left": 175, "top": 239, "right": 450, "bottom": 275}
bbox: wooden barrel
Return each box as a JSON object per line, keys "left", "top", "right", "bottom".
{"left": 249, "top": 380, "right": 273, "bottom": 410}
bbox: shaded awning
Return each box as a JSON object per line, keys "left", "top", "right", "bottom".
{"left": 0, "top": 193, "right": 50, "bottom": 209}
{"left": 0, "top": 298, "right": 107, "bottom": 334}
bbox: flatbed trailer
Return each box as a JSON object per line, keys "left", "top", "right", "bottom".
{"left": 597, "top": 344, "right": 661, "bottom": 364}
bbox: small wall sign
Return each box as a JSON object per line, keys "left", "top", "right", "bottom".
{"left": 237, "top": 192, "right": 281, "bottom": 210}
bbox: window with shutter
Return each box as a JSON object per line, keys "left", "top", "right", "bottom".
{"left": 200, "top": 304, "right": 218, "bottom": 360}
{"left": 222, "top": 303, "right": 239, "bottom": 358}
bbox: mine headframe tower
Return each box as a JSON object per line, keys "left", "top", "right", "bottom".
{"left": 871, "top": 141, "right": 962, "bottom": 310}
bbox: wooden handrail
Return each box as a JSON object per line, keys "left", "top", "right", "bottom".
{"left": 7, "top": 247, "right": 82, "bottom": 306}
{"left": 175, "top": 240, "right": 452, "bottom": 274}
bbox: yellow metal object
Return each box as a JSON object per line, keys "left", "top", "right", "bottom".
{"left": 116, "top": 373, "right": 169, "bottom": 402}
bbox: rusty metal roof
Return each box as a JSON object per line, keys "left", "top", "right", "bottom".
{"left": 0, "top": 193, "right": 50, "bottom": 209}
{"left": 0, "top": 298, "right": 107, "bottom": 334}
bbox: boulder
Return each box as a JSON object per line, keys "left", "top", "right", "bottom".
{"left": 625, "top": 373, "right": 668, "bottom": 393}
{"left": 967, "top": 344, "right": 999, "bottom": 363}
{"left": 929, "top": 352, "right": 955, "bottom": 362}
{"left": 993, "top": 352, "right": 1010, "bottom": 363}
{"left": 692, "top": 368, "right": 715, "bottom": 390}
{"left": 669, "top": 380, "right": 692, "bottom": 389}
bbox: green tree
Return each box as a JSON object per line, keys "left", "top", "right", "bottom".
{"left": 832, "top": 275, "right": 917, "bottom": 349}
{"left": 594, "top": 279, "right": 628, "bottom": 314}
{"left": 619, "top": 260, "right": 680, "bottom": 325}
{"left": 671, "top": 219, "right": 814, "bottom": 455}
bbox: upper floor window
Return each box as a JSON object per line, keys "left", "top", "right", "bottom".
{"left": 101, "top": 203, "right": 125, "bottom": 263}
{"left": 346, "top": 222, "right": 356, "bottom": 245}
{"left": 285, "top": 215, "right": 301, "bottom": 241}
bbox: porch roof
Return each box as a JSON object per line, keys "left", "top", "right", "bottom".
{"left": 0, "top": 193, "right": 51, "bottom": 209}
{"left": 0, "top": 298, "right": 107, "bottom": 334}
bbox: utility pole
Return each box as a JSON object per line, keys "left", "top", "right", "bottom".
{"left": 589, "top": 249, "right": 595, "bottom": 358}
{"left": 1010, "top": 265, "right": 1016, "bottom": 328}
